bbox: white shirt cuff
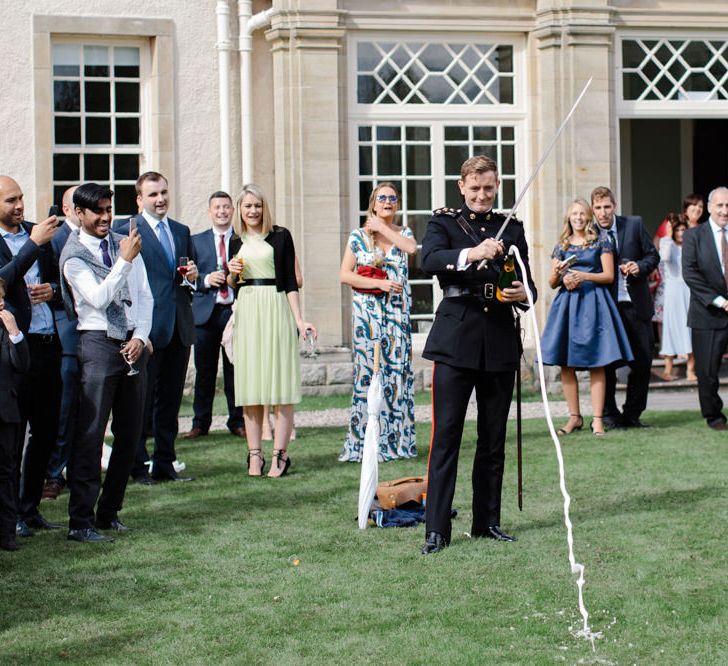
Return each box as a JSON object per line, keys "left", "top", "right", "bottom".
{"left": 457, "top": 248, "right": 472, "bottom": 271}
{"left": 9, "top": 331, "right": 24, "bottom": 344}
{"left": 713, "top": 296, "right": 726, "bottom": 309}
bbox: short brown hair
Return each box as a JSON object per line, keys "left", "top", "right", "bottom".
{"left": 460, "top": 155, "right": 498, "bottom": 180}
{"left": 136, "top": 171, "right": 168, "bottom": 195}
{"left": 590, "top": 186, "right": 615, "bottom": 205}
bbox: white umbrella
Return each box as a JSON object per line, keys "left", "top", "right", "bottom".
{"left": 358, "top": 341, "right": 383, "bottom": 529}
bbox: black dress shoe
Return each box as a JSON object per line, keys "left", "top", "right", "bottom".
{"left": 708, "top": 420, "right": 728, "bottom": 431}
{"left": 67, "top": 528, "right": 114, "bottom": 543}
{"left": 0, "top": 535, "right": 18, "bottom": 551}
{"left": 132, "top": 473, "right": 156, "bottom": 486}
{"left": 151, "top": 471, "right": 196, "bottom": 482}
{"left": 602, "top": 416, "right": 623, "bottom": 431}
{"left": 95, "top": 518, "right": 132, "bottom": 532}
{"left": 421, "top": 531, "right": 448, "bottom": 555}
{"left": 621, "top": 417, "right": 652, "bottom": 429}
{"left": 472, "top": 525, "right": 517, "bottom": 542}
{"left": 15, "top": 520, "right": 34, "bottom": 538}
{"left": 25, "top": 513, "right": 63, "bottom": 530}
{"left": 230, "top": 426, "right": 246, "bottom": 438}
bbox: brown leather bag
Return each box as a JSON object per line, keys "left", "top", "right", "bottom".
{"left": 376, "top": 476, "right": 427, "bottom": 509}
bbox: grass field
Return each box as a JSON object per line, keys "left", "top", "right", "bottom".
{"left": 2, "top": 410, "right": 727, "bottom": 665}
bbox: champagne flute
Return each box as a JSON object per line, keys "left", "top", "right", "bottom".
{"left": 302, "top": 328, "right": 318, "bottom": 358}
{"left": 120, "top": 344, "right": 140, "bottom": 376}
{"left": 178, "top": 256, "right": 193, "bottom": 289}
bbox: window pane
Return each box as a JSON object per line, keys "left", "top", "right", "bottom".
{"left": 53, "top": 186, "right": 68, "bottom": 210}
{"left": 406, "top": 180, "right": 431, "bottom": 210}
{"left": 445, "top": 126, "right": 468, "bottom": 141}
{"left": 55, "top": 117, "right": 81, "bottom": 144}
{"left": 115, "top": 82, "right": 140, "bottom": 112}
{"left": 358, "top": 126, "right": 372, "bottom": 141}
{"left": 84, "top": 154, "right": 110, "bottom": 180}
{"left": 445, "top": 179, "right": 461, "bottom": 208}
{"left": 86, "top": 116, "right": 111, "bottom": 144}
{"left": 114, "top": 184, "right": 137, "bottom": 216}
{"left": 376, "top": 126, "right": 401, "bottom": 141}
{"left": 359, "top": 181, "right": 373, "bottom": 211}
{"left": 54, "top": 81, "right": 80, "bottom": 112}
{"left": 406, "top": 145, "right": 431, "bottom": 175}
{"left": 84, "top": 46, "right": 109, "bottom": 77}
{"left": 501, "top": 145, "right": 515, "bottom": 174}
{"left": 359, "top": 146, "right": 372, "bottom": 175}
{"left": 114, "top": 47, "right": 140, "bottom": 77}
{"left": 85, "top": 81, "right": 110, "bottom": 112}
{"left": 501, "top": 179, "right": 515, "bottom": 208}
{"left": 114, "top": 154, "right": 139, "bottom": 180}
{"left": 116, "top": 117, "right": 140, "bottom": 145}
{"left": 377, "top": 144, "right": 401, "bottom": 175}
{"left": 408, "top": 214, "right": 431, "bottom": 248}
{"left": 502, "top": 126, "right": 514, "bottom": 141}
{"left": 53, "top": 44, "right": 81, "bottom": 76}
{"left": 445, "top": 145, "right": 469, "bottom": 175}
{"left": 406, "top": 127, "right": 430, "bottom": 141}
{"left": 53, "top": 153, "right": 80, "bottom": 181}
{"left": 473, "top": 126, "right": 497, "bottom": 141}
{"left": 411, "top": 283, "right": 433, "bottom": 315}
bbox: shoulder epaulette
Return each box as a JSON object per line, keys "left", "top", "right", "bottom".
{"left": 432, "top": 207, "right": 461, "bottom": 218}
{"left": 493, "top": 210, "right": 523, "bottom": 226}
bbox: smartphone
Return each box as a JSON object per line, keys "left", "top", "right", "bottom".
{"left": 129, "top": 217, "right": 137, "bottom": 235}
{"left": 48, "top": 205, "right": 62, "bottom": 227}
{"left": 563, "top": 254, "right": 578, "bottom": 267}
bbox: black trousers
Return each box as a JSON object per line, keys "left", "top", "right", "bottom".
{"left": 604, "top": 302, "right": 653, "bottom": 422}
{"left": 17, "top": 334, "right": 62, "bottom": 520}
{"left": 192, "top": 305, "right": 242, "bottom": 433}
{"left": 131, "top": 329, "right": 190, "bottom": 478}
{"left": 68, "top": 332, "right": 148, "bottom": 530}
{"left": 425, "top": 362, "right": 514, "bottom": 542}
{"left": 46, "top": 351, "right": 80, "bottom": 484}
{"left": 692, "top": 326, "right": 728, "bottom": 425}
{"left": 0, "top": 422, "right": 21, "bottom": 539}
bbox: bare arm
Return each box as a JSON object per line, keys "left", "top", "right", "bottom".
{"left": 364, "top": 218, "right": 417, "bottom": 255}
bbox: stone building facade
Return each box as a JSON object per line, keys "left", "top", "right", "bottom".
{"left": 3, "top": 0, "right": 728, "bottom": 348}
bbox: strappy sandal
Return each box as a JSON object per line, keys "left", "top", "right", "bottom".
{"left": 590, "top": 416, "right": 606, "bottom": 437}
{"left": 557, "top": 413, "right": 583, "bottom": 435}
{"left": 246, "top": 449, "right": 266, "bottom": 476}
{"left": 269, "top": 449, "right": 291, "bottom": 477}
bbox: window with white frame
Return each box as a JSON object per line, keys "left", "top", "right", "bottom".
{"left": 350, "top": 37, "right": 524, "bottom": 336}
{"left": 52, "top": 42, "right": 143, "bottom": 216}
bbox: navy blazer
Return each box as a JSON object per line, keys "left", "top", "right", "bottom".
{"left": 191, "top": 228, "right": 241, "bottom": 327}
{"left": 682, "top": 221, "right": 728, "bottom": 330}
{"left": 0, "top": 327, "right": 30, "bottom": 423}
{"left": 113, "top": 214, "right": 196, "bottom": 348}
{"left": 49, "top": 223, "right": 80, "bottom": 355}
{"left": 0, "top": 221, "right": 60, "bottom": 335}
{"left": 603, "top": 215, "right": 660, "bottom": 322}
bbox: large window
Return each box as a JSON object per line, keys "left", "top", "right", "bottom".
{"left": 52, "top": 42, "right": 143, "bottom": 216}
{"left": 349, "top": 36, "right": 525, "bottom": 337}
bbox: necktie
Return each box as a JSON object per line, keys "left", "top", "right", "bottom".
{"left": 722, "top": 228, "right": 728, "bottom": 289}
{"left": 608, "top": 228, "right": 617, "bottom": 254}
{"left": 99, "top": 238, "right": 112, "bottom": 268}
{"left": 157, "top": 222, "right": 175, "bottom": 270}
{"left": 218, "top": 234, "right": 229, "bottom": 298}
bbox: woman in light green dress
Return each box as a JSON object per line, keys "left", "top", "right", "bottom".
{"left": 227, "top": 184, "right": 316, "bottom": 478}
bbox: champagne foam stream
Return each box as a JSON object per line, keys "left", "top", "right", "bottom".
{"left": 510, "top": 245, "right": 599, "bottom": 650}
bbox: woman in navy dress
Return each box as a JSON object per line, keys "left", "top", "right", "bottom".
{"left": 541, "top": 199, "right": 633, "bottom": 436}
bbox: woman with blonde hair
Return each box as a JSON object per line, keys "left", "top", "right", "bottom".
{"left": 339, "top": 182, "right": 417, "bottom": 461}
{"left": 541, "top": 199, "right": 633, "bottom": 436}
{"left": 227, "top": 184, "right": 316, "bottom": 477}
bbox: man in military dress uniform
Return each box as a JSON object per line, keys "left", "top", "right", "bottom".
{"left": 420, "top": 155, "right": 536, "bottom": 555}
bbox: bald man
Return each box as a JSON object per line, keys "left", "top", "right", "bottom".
{"left": 0, "top": 176, "right": 63, "bottom": 536}
{"left": 43, "top": 186, "right": 81, "bottom": 499}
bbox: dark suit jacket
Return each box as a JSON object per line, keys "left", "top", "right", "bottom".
{"left": 603, "top": 215, "right": 660, "bottom": 322}
{"left": 49, "top": 223, "right": 80, "bottom": 355}
{"left": 0, "top": 222, "right": 60, "bottom": 335}
{"left": 0, "top": 327, "right": 30, "bottom": 423}
{"left": 682, "top": 221, "right": 728, "bottom": 330}
{"left": 113, "top": 215, "right": 196, "bottom": 348}
{"left": 191, "top": 228, "right": 241, "bottom": 326}
{"left": 421, "top": 207, "right": 536, "bottom": 371}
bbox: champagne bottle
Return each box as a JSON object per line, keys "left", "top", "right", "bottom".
{"left": 496, "top": 255, "right": 516, "bottom": 302}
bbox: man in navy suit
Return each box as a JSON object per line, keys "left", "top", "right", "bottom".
{"left": 113, "top": 171, "right": 198, "bottom": 483}
{"left": 0, "top": 176, "right": 63, "bottom": 537}
{"left": 43, "top": 186, "right": 81, "bottom": 500}
{"left": 682, "top": 186, "right": 728, "bottom": 430}
{"left": 184, "top": 191, "right": 244, "bottom": 440}
{"left": 592, "top": 186, "right": 660, "bottom": 429}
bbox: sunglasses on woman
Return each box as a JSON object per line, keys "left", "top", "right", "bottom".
{"left": 376, "top": 194, "right": 398, "bottom": 203}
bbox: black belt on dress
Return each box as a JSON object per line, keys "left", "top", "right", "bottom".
{"left": 443, "top": 284, "right": 495, "bottom": 300}
{"left": 243, "top": 278, "right": 276, "bottom": 286}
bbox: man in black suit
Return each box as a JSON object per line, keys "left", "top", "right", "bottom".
{"left": 0, "top": 176, "right": 63, "bottom": 537}
{"left": 591, "top": 186, "right": 659, "bottom": 429}
{"left": 420, "top": 155, "right": 536, "bottom": 555}
{"left": 682, "top": 186, "right": 728, "bottom": 430}
{"left": 113, "top": 172, "right": 197, "bottom": 483}
{"left": 43, "top": 186, "right": 81, "bottom": 500}
{"left": 184, "top": 191, "right": 244, "bottom": 440}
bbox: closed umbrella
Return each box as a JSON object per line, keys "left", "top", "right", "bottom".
{"left": 358, "top": 341, "right": 383, "bottom": 529}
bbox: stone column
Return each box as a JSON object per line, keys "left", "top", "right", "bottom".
{"left": 266, "top": 2, "right": 348, "bottom": 346}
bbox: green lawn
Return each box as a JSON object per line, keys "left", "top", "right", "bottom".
{"left": 2, "top": 411, "right": 727, "bottom": 665}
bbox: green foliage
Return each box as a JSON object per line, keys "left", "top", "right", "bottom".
{"left": 2, "top": 411, "right": 727, "bottom": 664}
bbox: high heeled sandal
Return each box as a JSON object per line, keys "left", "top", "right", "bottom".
{"left": 590, "top": 416, "right": 606, "bottom": 437}
{"left": 246, "top": 449, "right": 266, "bottom": 476}
{"left": 269, "top": 449, "right": 291, "bottom": 477}
{"left": 557, "top": 413, "right": 583, "bottom": 435}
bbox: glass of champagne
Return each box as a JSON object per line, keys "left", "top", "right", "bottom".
{"left": 120, "top": 344, "right": 140, "bottom": 376}
{"left": 178, "top": 256, "right": 194, "bottom": 288}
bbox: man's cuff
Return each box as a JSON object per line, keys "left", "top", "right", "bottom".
{"left": 457, "top": 248, "right": 472, "bottom": 271}
{"left": 713, "top": 296, "right": 726, "bottom": 309}
{"left": 9, "top": 332, "right": 24, "bottom": 344}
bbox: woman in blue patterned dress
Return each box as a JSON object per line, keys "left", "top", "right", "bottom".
{"left": 541, "top": 199, "right": 633, "bottom": 436}
{"left": 339, "top": 182, "right": 417, "bottom": 462}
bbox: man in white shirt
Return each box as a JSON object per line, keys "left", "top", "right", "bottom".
{"left": 60, "top": 183, "right": 153, "bottom": 543}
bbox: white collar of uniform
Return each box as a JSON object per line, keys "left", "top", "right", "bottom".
{"left": 141, "top": 209, "right": 170, "bottom": 232}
